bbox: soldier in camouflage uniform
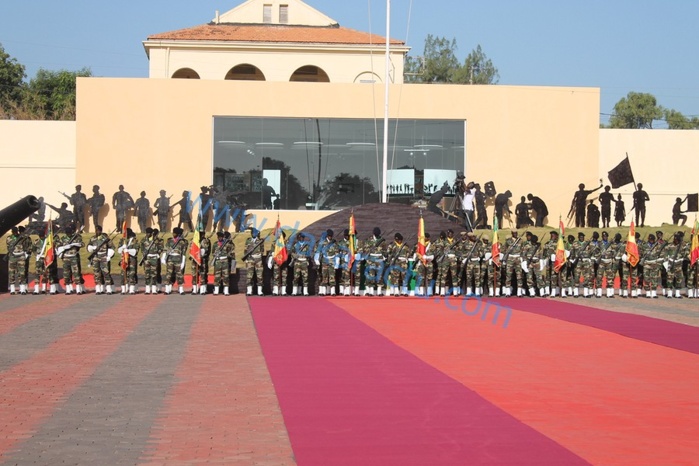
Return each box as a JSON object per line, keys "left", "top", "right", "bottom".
{"left": 56, "top": 225, "right": 84, "bottom": 294}
{"left": 566, "top": 233, "right": 585, "bottom": 297}
{"left": 140, "top": 227, "right": 162, "bottom": 294}
{"left": 117, "top": 228, "right": 139, "bottom": 294}
{"left": 363, "top": 227, "right": 387, "bottom": 296}
{"left": 316, "top": 230, "right": 340, "bottom": 296}
{"left": 337, "top": 229, "right": 358, "bottom": 296}
{"left": 6, "top": 226, "right": 32, "bottom": 295}
{"left": 87, "top": 225, "right": 115, "bottom": 294}
{"left": 542, "top": 231, "right": 560, "bottom": 297}
{"left": 521, "top": 233, "right": 544, "bottom": 297}
{"left": 413, "top": 232, "right": 435, "bottom": 296}
{"left": 270, "top": 231, "right": 289, "bottom": 296}
{"left": 191, "top": 229, "right": 211, "bottom": 295}
{"left": 622, "top": 233, "right": 643, "bottom": 298}
{"left": 503, "top": 230, "right": 524, "bottom": 297}
{"left": 437, "top": 229, "right": 461, "bottom": 296}
{"left": 385, "top": 232, "right": 411, "bottom": 296}
{"left": 640, "top": 234, "right": 665, "bottom": 298}
{"left": 597, "top": 232, "right": 620, "bottom": 298}
{"left": 686, "top": 231, "right": 699, "bottom": 298}
{"left": 243, "top": 228, "right": 266, "bottom": 296}
{"left": 662, "top": 232, "right": 688, "bottom": 298}
{"left": 290, "top": 232, "right": 312, "bottom": 295}
{"left": 578, "top": 231, "right": 601, "bottom": 298}
{"left": 461, "top": 232, "right": 483, "bottom": 296}
{"left": 162, "top": 227, "right": 188, "bottom": 295}
{"left": 33, "top": 228, "right": 58, "bottom": 294}
{"left": 211, "top": 231, "right": 235, "bottom": 295}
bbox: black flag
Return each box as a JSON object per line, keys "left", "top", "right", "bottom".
{"left": 687, "top": 193, "right": 699, "bottom": 213}
{"left": 607, "top": 155, "right": 635, "bottom": 189}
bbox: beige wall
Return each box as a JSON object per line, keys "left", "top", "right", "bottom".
{"left": 75, "top": 78, "right": 600, "bottom": 230}
{"left": 600, "top": 129, "right": 699, "bottom": 227}
{"left": 218, "top": 0, "right": 337, "bottom": 26}
{"left": 0, "top": 120, "right": 76, "bottom": 215}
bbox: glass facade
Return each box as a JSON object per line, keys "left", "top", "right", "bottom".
{"left": 213, "top": 117, "right": 465, "bottom": 210}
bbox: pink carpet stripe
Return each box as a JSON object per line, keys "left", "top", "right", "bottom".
{"left": 249, "top": 297, "right": 588, "bottom": 466}
{"left": 489, "top": 297, "right": 699, "bottom": 354}
{"left": 141, "top": 296, "right": 294, "bottom": 465}
{"left": 0, "top": 297, "right": 74, "bottom": 335}
{"left": 0, "top": 297, "right": 161, "bottom": 460}
{"left": 332, "top": 297, "right": 699, "bottom": 465}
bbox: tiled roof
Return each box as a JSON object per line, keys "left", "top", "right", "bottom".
{"left": 147, "top": 23, "right": 405, "bottom": 46}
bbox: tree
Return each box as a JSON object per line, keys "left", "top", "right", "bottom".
{"left": 453, "top": 45, "right": 499, "bottom": 84}
{"left": 25, "top": 67, "right": 92, "bottom": 120}
{"left": 0, "top": 43, "right": 27, "bottom": 117}
{"left": 664, "top": 108, "right": 699, "bottom": 130}
{"left": 609, "top": 92, "right": 664, "bottom": 129}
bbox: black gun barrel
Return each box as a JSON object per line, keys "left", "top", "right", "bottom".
{"left": 0, "top": 195, "right": 40, "bottom": 237}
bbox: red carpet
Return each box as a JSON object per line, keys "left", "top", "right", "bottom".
{"left": 249, "top": 297, "right": 587, "bottom": 465}
{"left": 330, "top": 296, "right": 699, "bottom": 465}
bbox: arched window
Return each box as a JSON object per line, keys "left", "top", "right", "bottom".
{"left": 353, "top": 72, "right": 382, "bottom": 84}
{"left": 289, "top": 66, "right": 330, "bottom": 83}
{"left": 225, "top": 64, "right": 266, "bottom": 81}
{"left": 171, "top": 68, "right": 200, "bottom": 79}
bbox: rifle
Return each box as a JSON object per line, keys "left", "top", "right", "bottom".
{"left": 4, "top": 230, "right": 30, "bottom": 262}
{"left": 436, "top": 238, "right": 461, "bottom": 263}
{"left": 87, "top": 228, "right": 118, "bottom": 261}
{"left": 501, "top": 236, "right": 521, "bottom": 263}
{"left": 57, "top": 226, "right": 82, "bottom": 259}
{"left": 242, "top": 231, "right": 273, "bottom": 262}
{"left": 212, "top": 237, "right": 232, "bottom": 264}
{"left": 139, "top": 233, "right": 160, "bottom": 266}
{"left": 463, "top": 234, "right": 485, "bottom": 264}
{"left": 388, "top": 242, "right": 407, "bottom": 268}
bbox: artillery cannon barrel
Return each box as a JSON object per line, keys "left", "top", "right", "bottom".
{"left": 0, "top": 195, "right": 40, "bottom": 237}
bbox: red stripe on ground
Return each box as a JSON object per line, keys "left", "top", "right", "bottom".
{"left": 249, "top": 297, "right": 587, "bottom": 466}
{"left": 490, "top": 296, "right": 699, "bottom": 354}
{"left": 141, "top": 296, "right": 294, "bottom": 465}
{"left": 0, "top": 297, "right": 161, "bottom": 460}
{"left": 331, "top": 297, "right": 699, "bottom": 465}
{"left": 0, "top": 298, "right": 74, "bottom": 335}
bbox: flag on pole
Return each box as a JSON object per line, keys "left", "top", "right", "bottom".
{"left": 121, "top": 220, "right": 129, "bottom": 271}
{"left": 189, "top": 230, "right": 201, "bottom": 266}
{"left": 273, "top": 217, "right": 288, "bottom": 265}
{"left": 554, "top": 218, "right": 566, "bottom": 272}
{"left": 417, "top": 213, "right": 426, "bottom": 256}
{"left": 348, "top": 211, "right": 357, "bottom": 270}
{"left": 625, "top": 221, "right": 639, "bottom": 267}
{"left": 43, "top": 216, "right": 55, "bottom": 268}
{"left": 607, "top": 154, "right": 635, "bottom": 189}
{"left": 491, "top": 217, "right": 501, "bottom": 266}
{"left": 691, "top": 219, "right": 699, "bottom": 267}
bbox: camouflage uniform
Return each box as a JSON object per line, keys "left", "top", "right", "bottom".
{"left": 597, "top": 240, "right": 622, "bottom": 297}
{"left": 438, "top": 236, "right": 461, "bottom": 295}
{"left": 566, "top": 238, "right": 585, "bottom": 296}
{"left": 33, "top": 235, "right": 58, "bottom": 294}
{"left": 88, "top": 232, "right": 115, "bottom": 292}
{"left": 140, "top": 233, "right": 162, "bottom": 292}
{"left": 316, "top": 236, "right": 340, "bottom": 295}
{"left": 363, "top": 235, "right": 387, "bottom": 295}
{"left": 117, "top": 235, "right": 139, "bottom": 292}
{"left": 244, "top": 234, "right": 266, "bottom": 295}
{"left": 462, "top": 235, "right": 484, "bottom": 296}
{"left": 662, "top": 238, "right": 688, "bottom": 297}
{"left": 503, "top": 235, "right": 524, "bottom": 296}
{"left": 162, "top": 234, "right": 188, "bottom": 293}
{"left": 542, "top": 234, "right": 560, "bottom": 296}
{"left": 624, "top": 239, "right": 644, "bottom": 298}
{"left": 191, "top": 236, "right": 211, "bottom": 293}
{"left": 521, "top": 238, "right": 544, "bottom": 296}
{"left": 290, "top": 237, "right": 312, "bottom": 295}
{"left": 385, "top": 239, "right": 411, "bottom": 295}
{"left": 640, "top": 240, "right": 665, "bottom": 297}
{"left": 56, "top": 232, "right": 84, "bottom": 292}
{"left": 6, "top": 231, "right": 32, "bottom": 293}
{"left": 337, "top": 235, "right": 361, "bottom": 295}
{"left": 578, "top": 238, "right": 601, "bottom": 297}
{"left": 414, "top": 239, "right": 436, "bottom": 296}
{"left": 211, "top": 236, "right": 235, "bottom": 294}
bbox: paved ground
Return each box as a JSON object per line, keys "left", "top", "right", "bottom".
{"left": 0, "top": 291, "right": 697, "bottom": 464}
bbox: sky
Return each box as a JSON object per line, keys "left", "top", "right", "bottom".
{"left": 1, "top": 1, "right": 697, "bottom": 127}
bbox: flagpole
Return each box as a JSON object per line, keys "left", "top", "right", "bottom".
{"left": 381, "top": 0, "right": 391, "bottom": 203}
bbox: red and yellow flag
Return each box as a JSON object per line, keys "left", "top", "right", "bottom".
{"left": 491, "top": 217, "right": 501, "bottom": 266}
{"left": 417, "top": 214, "right": 426, "bottom": 256}
{"left": 121, "top": 220, "right": 129, "bottom": 271}
{"left": 690, "top": 219, "right": 699, "bottom": 266}
{"left": 348, "top": 211, "right": 356, "bottom": 269}
{"left": 189, "top": 229, "right": 201, "bottom": 266}
{"left": 43, "top": 216, "right": 55, "bottom": 268}
{"left": 273, "top": 218, "right": 288, "bottom": 265}
{"left": 554, "top": 218, "right": 566, "bottom": 272}
{"left": 625, "top": 221, "right": 639, "bottom": 267}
